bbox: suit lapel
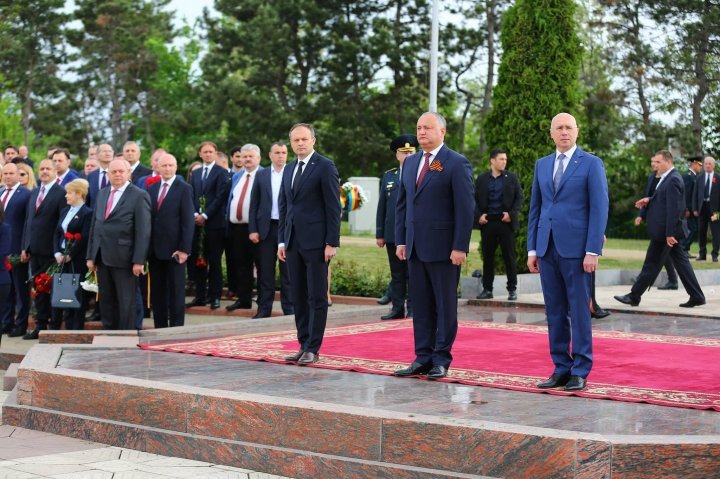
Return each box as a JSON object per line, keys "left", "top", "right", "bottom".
{"left": 293, "top": 153, "right": 316, "bottom": 197}
{"left": 107, "top": 186, "right": 130, "bottom": 219}
{"left": 416, "top": 147, "right": 445, "bottom": 196}
{"left": 554, "top": 150, "right": 583, "bottom": 196}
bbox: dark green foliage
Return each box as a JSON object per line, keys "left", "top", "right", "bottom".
{"left": 483, "top": 0, "right": 583, "bottom": 272}
{"left": 329, "top": 259, "right": 388, "bottom": 297}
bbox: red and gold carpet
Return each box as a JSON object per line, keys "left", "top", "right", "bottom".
{"left": 139, "top": 320, "right": 720, "bottom": 410}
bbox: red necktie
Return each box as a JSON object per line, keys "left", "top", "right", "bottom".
{"left": 157, "top": 183, "right": 168, "bottom": 209}
{"left": 56, "top": 177, "right": 61, "bottom": 185}
{"left": 416, "top": 152, "right": 432, "bottom": 187}
{"left": 35, "top": 186, "right": 45, "bottom": 211}
{"left": 104, "top": 189, "right": 118, "bottom": 219}
{"left": 2, "top": 187, "right": 12, "bottom": 208}
{"left": 235, "top": 174, "right": 251, "bottom": 222}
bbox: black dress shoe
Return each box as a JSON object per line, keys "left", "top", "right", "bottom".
{"left": 476, "top": 289, "right": 493, "bottom": 299}
{"left": 591, "top": 308, "right": 610, "bottom": 319}
{"left": 377, "top": 295, "right": 391, "bottom": 305}
{"left": 427, "top": 365, "right": 448, "bottom": 379}
{"left": 185, "top": 298, "right": 206, "bottom": 308}
{"left": 714, "top": 256, "right": 718, "bottom": 263}
{"left": 298, "top": 351, "right": 319, "bottom": 365}
{"left": 284, "top": 350, "right": 304, "bottom": 362}
{"left": 225, "top": 300, "right": 251, "bottom": 311}
{"left": 537, "top": 373, "right": 570, "bottom": 389}
{"left": 696, "top": 255, "right": 706, "bottom": 261}
{"left": 210, "top": 299, "right": 221, "bottom": 310}
{"left": 22, "top": 329, "right": 40, "bottom": 340}
{"left": 252, "top": 311, "right": 271, "bottom": 319}
{"left": 406, "top": 310, "right": 413, "bottom": 318}
{"left": 657, "top": 282, "right": 679, "bottom": 290}
{"left": 8, "top": 327, "right": 26, "bottom": 338}
{"left": 564, "top": 375, "right": 587, "bottom": 391}
{"left": 507, "top": 291, "right": 517, "bottom": 301}
{"left": 679, "top": 297, "right": 706, "bottom": 308}
{"left": 613, "top": 294, "right": 639, "bottom": 306}
{"left": 1, "top": 324, "right": 14, "bottom": 334}
{"left": 394, "top": 362, "right": 432, "bottom": 377}
{"left": 381, "top": 309, "right": 405, "bottom": 320}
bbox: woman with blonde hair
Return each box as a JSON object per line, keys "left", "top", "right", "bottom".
{"left": 17, "top": 163, "right": 37, "bottom": 190}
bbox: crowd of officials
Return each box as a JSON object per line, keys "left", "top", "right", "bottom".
{"left": 0, "top": 113, "right": 714, "bottom": 389}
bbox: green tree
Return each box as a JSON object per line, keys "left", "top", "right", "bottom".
{"left": 483, "top": 0, "right": 584, "bottom": 272}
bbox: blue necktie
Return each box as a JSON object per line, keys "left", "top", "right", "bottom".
{"left": 553, "top": 153, "right": 566, "bottom": 192}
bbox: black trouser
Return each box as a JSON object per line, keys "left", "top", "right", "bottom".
{"left": 681, "top": 215, "right": 697, "bottom": 252}
{"left": 96, "top": 256, "right": 138, "bottom": 330}
{"left": 256, "top": 220, "right": 293, "bottom": 315}
{"left": 630, "top": 239, "right": 705, "bottom": 303}
{"left": 225, "top": 229, "right": 237, "bottom": 294}
{"left": 228, "top": 223, "right": 255, "bottom": 305}
{"left": 480, "top": 217, "right": 517, "bottom": 291}
{"left": 697, "top": 202, "right": 720, "bottom": 258}
{"left": 30, "top": 255, "right": 53, "bottom": 330}
{"left": 150, "top": 256, "right": 186, "bottom": 328}
{"left": 192, "top": 227, "right": 225, "bottom": 301}
{"left": 385, "top": 243, "right": 410, "bottom": 313}
{"left": 286, "top": 246, "right": 328, "bottom": 353}
{"left": 9, "top": 262, "right": 29, "bottom": 329}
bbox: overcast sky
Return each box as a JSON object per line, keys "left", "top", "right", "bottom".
{"left": 169, "top": 0, "right": 215, "bottom": 26}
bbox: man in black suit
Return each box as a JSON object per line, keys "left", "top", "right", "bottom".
{"left": 52, "top": 148, "right": 81, "bottom": 186}
{"left": 148, "top": 154, "right": 194, "bottom": 328}
{"left": 635, "top": 161, "right": 679, "bottom": 290}
{"left": 692, "top": 155, "right": 720, "bottom": 262}
{"left": 86, "top": 143, "right": 113, "bottom": 209}
{"left": 376, "top": 134, "right": 417, "bottom": 320}
{"left": 17, "top": 145, "right": 33, "bottom": 168}
{"left": 186, "top": 141, "right": 231, "bottom": 310}
{"left": 225, "top": 144, "right": 262, "bottom": 312}
{"left": 20, "top": 160, "right": 66, "bottom": 339}
{"left": 249, "top": 142, "right": 294, "bottom": 318}
{"left": 278, "top": 123, "right": 341, "bottom": 365}
{"left": 0, "top": 164, "right": 32, "bottom": 337}
{"left": 615, "top": 150, "right": 705, "bottom": 308}
{"left": 124, "top": 141, "right": 153, "bottom": 184}
{"left": 86, "top": 159, "right": 152, "bottom": 330}
{"left": 474, "top": 148, "right": 523, "bottom": 301}
{"left": 681, "top": 156, "right": 703, "bottom": 254}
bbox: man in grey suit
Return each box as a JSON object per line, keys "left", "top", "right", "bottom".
{"left": 86, "top": 159, "right": 152, "bottom": 330}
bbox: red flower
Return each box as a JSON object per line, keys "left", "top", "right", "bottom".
{"left": 34, "top": 272, "right": 52, "bottom": 294}
{"left": 64, "top": 232, "right": 74, "bottom": 240}
{"left": 146, "top": 176, "right": 161, "bottom": 187}
{"left": 713, "top": 177, "right": 717, "bottom": 184}
{"left": 195, "top": 257, "right": 207, "bottom": 268}
{"left": 73, "top": 233, "right": 82, "bottom": 241}
{"left": 5, "top": 257, "right": 11, "bottom": 271}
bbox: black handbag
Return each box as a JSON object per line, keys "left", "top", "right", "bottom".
{"left": 51, "top": 270, "right": 82, "bottom": 309}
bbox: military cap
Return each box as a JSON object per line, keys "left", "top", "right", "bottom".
{"left": 688, "top": 155, "right": 704, "bottom": 166}
{"left": 390, "top": 134, "right": 419, "bottom": 153}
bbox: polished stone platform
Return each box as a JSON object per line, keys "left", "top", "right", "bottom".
{"left": 4, "top": 303, "right": 720, "bottom": 479}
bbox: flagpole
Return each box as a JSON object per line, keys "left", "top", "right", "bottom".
{"left": 429, "top": 0, "right": 439, "bottom": 112}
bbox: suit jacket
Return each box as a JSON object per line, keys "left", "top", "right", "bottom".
{"left": 527, "top": 148, "right": 609, "bottom": 258}
{"left": 131, "top": 164, "right": 153, "bottom": 184}
{"left": 227, "top": 166, "right": 264, "bottom": 224}
{"left": 53, "top": 205, "right": 92, "bottom": 271}
{"left": 278, "top": 152, "right": 341, "bottom": 250}
{"left": 473, "top": 169, "right": 523, "bottom": 232}
{"left": 249, "top": 166, "right": 278, "bottom": 241}
{"left": 22, "top": 183, "right": 67, "bottom": 256}
{"left": 638, "top": 172, "right": 658, "bottom": 221}
{"left": 58, "top": 169, "right": 81, "bottom": 187}
{"left": 191, "top": 163, "right": 230, "bottom": 230}
{"left": 86, "top": 183, "right": 151, "bottom": 268}
{"left": 684, "top": 170, "right": 697, "bottom": 211}
{"left": 692, "top": 171, "right": 720, "bottom": 213}
{"left": 0, "top": 223, "right": 11, "bottom": 285}
{"left": 148, "top": 177, "right": 194, "bottom": 260}
{"left": 395, "top": 144, "right": 475, "bottom": 262}
{"left": 85, "top": 169, "right": 109, "bottom": 209}
{"left": 0, "top": 185, "right": 31, "bottom": 254}
{"left": 645, "top": 169, "right": 688, "bottom": 241}
{"left": 376, "top": 167, "right": 400, "bottom": 244}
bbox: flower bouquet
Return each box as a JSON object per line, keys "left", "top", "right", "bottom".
{"left": 6, "top": 254, "right": 21, "bottom": 271}
{"left": 339, "top": 182, "right": 368, "bottom": 213}
{"left": 28, "top": 232, "right": 82, "bottom": 297}
{"left": 81, "top": 270, "right": 98, "bottom": 293}
{"left": 195, "top": 195, "right": 207, "bottom": 268}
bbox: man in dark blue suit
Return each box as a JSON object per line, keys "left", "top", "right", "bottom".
{"left": 249, "top": 142, "right": 294, "bottom": 318}
{"left": 51, "top": 149, "right": 80, "bottom": 187}
{"left": 21, "top": 160, "right": 67, "bottom": 339}
{"left": 186, "top": 141, "right": 230, "bottom": 310}
{"left": 148, "top": 154, "right": 194, "bottom": 328}
{"left": 85, "top": 143, "right": 113, "bottom": 209}
{"left": 394, "top": 112, "right": 475, "bottom": 380}
{"left": 615, "top": 150, "right": 705, "bottom": 308}
{"left": 528, "top": 112, "right": 609, "bottom": 392}
{"left": 375, "top": 134, "right": 418, "bottom": 320}
{"left": 278, "top": 123, "right": 341, "bottom": 365}
{"left": 680, "top": 156, "right": 702, "bottom": 254}
{"left": 0, "top": 164, "right": 32, "bottom": 337}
